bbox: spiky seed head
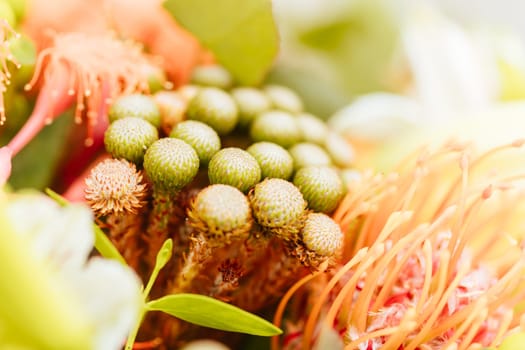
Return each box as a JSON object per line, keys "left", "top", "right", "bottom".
{"left": 296, "top": 113, "right": 329, "bottom": 145}
{"left": 325, "top": 131, "right": 355, "bottom": 168}
{"left": 143, "top": 137, "right": 199, "bottom": 193}
{"left": 246, "top": 142, "right": 294, "bottom": 180}
{"left": 264, "top": 84, "right": 303, "bottom": 114}
{"left": 249, "top": 178, "right": 307, "bottom": 240}
{"left": 85, "top": 158, "right": 147, "bottom": 216}
{"left": 208, "top": 147, "right": 261, "bottom": 193}
{"left": 288, "top": 142, "right": 332, "bottom": 172}
{"left": 104, "top": 117, "right": 159, "bottom": 164}
{"left": 108, "top": 93, "right": 161, "bottom": 127}
{"left": 188, "top": 184, "right": 252, "bottom": 244}
{"left": 250, "top": 110, "right": 301, "bottom": 148}
{"left": 293, "top": 166, "right": 344, "bottom": 213}
{"left": 153, "top": 91, "right": 187, "bottom": 135}
{"left": 190, "top": 64, "right": 234, "bottom": 89}
{"left": 231, "top": 87, "right": 272, "bottom": 127}
{"left": 186, "top": 87, "right": 238, "bottom": 135}
{"left": 170, "top": 120, "right": 221, "bottom": 166}
{"left": 301, "top": 212, "right": 343, "bottom": 256}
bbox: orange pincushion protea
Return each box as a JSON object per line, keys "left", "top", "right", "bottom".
{"left": 274, "top": 140, "right": 525, "bottom": 350}
{"left": 7, "top": 31, "right": 156, "bottom": 155}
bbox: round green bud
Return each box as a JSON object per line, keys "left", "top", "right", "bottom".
{"left": 296, "top": 113, "right": 329, "bottom": 145}
{"left": 170, "top": 120, "right": 221, "bottom": 166}
{"left": 246, "top": 142, "right": 294, "bottom": 180}
{"left": 250, "top": 110, "right": 301, "bottom": 148}
{"left": 249, "top": 178, "right": 306, "bottom": 240}
{"left": 188, "top": 184, "right": 252, "bottom": 243}
{"left": 178, "top": 84, "right": 200, "bottom": 101}
{"left": 190, "top": 64, "right": 234, "bottom": 89}
{"left": 186, "top": 87, "right": 239, "bottom": 135}
{"left": 208, "top": 148, "right": 261, "bottom": 192}
{"left": 339, "top": 168, "right": 361, "bottom": 190}
{"left": 231, "top": 87, "right": 272, "bottom": 127}
{"left": 153, "top": 91, "right": 187, "bottom": 135}
{"left": 293, "top": 166, "right": 344, "bottom": 213}
{"left": 104, "top": 117, "right": 159, "bottom": 164}
{"left": 143, "top": 138, "right": 199, "bottom": 193}
{"left": 288, "top": 142, "right": 332, "bottom": 172}
{"left": 301, "top": 213, "right": 343, "bottom": 257}
{"left": 325, "top": 131, "right": 355, "bottom": 168}
{"left": 108, "top": 93, "right": 161, "bottom": 127}
{"left": 264, "top": 84, "right": 303, "bottom": 114}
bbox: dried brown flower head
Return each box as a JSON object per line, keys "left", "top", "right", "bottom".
{"left": 85, "top": 158, "right": 147, "bottom": 216}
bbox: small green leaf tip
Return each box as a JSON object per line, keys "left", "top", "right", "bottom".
{"left": 250, "top": 110, "right": 301, "bottom": 148}
{"left": 249, "top": 178, "right": 306, "bottom": 240}
{"left": 288, "top": 142, "right": 332, "bottom": 172}
{"left": 146, "top": 293, "right": 282, "bottom": 336}
{"left": 190, "top": 64, "right": 234, "bottom": 89}
{"left": 231, "top": 87, "right": 272, "bottom": 127}
{"left": 186, "top": 87, "right": 238, "bottom": 135}
{"left": 188, "top": 184, "right": 252, "bottom": 243}
{"left": 108, "top": 93, "right": 162, "bottom": 127}
{"left": 170, "top": 120, "right": 221, "bottom": 166}
{"left": 247, "top": 141, "right": 294, "bottom": 180}
{"left": 143, "top": 138, "right": 200, "bottom": 193}
{"left": 293, "top": 166, "right": 344, "bottom": 213}
{"left": 264, "top": 84, "right": 304, "bottom": 114}
{"left": 208, "top": 147, "right": 261, "bottom": 193}
{"left": 104, "top": 117, "right": 159, "bottom": 164}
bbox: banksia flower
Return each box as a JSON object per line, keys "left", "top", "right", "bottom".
{"left": 247, "top": 142, "right": 294, "bottom": 180}
{"left": 288, "top": 142, "right": 332, "bottom": 171}
{"left": 104, "top": 117, "right": 159, "bottom": 164}
{"left": 231, "top": 87, "right": 272, "bottom": 127}
{"left": 7, "top": 32, "right": 154, "bottom": 155}
{"left": 293, "top": 166, "right": 344, "bottom": 213}
{"left": 249, "top": 178, "right": 307, "bottom": 241}
{"left": 264, "top": 84, "right": 304, "bottom": 114}
{"left": 250, "top": 110, "right": 301, "bottom": 148}
{"left": 108, "top": 93, "right": 161, "bottom": 127}
{"left": 208, "top": 147, "right": 261, "bottom": 193}
{"left": 84, "top": 158, "right": 147, "bottom": 216}
{"left": 186, "top": 87, "right": 239, "bottom": 135}
{"left": 170, "top": 120, "right": 221, "bottom": 166}
{"left": 274, "top": 141, "right": 525, "bottom": 350}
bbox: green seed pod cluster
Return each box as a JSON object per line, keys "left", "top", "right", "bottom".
{"left": 108, "top": 93, "right": 161, "bottom": 127}
{"left": 288, "top": 142, "right": 332, "bottom": 172}
{"left": 143, "top": 138, "right": 200, "bottom": 193}
{"left": 188, "top": 184, "right": 252, "bottom": 245}
{"left": 104, "top": 116, "right": 159, "bottom": 164}
{"left": 250, "top": 110, "right": 301, "bottom": 148}
{"left": 170, "top": 120, "right": 221, "bottom": 166}
{"left": 293, "top": 166, "right": 344, "bottom": 214}
{"left": 208, "top": 147, "right": 261, "bottom": 193}
{"left": 249, "top": 178, "right": 307, "bottom": 241}
{"left": 246, "top": 142, "right": 293, "bottom": 180}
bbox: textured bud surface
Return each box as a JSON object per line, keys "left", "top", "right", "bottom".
{"left": 186, "top": 87, "right": 238, "bottom": 135}
{"left": 325, "top": 131, "right": 355, "bottom": 168}
{"left": 293, "top": 166, "right": 344, "bottom": 213}
{"left": 170, "top": 120, "right": 221, "bottom": 166}
{"left": 249, "top": 178, "right": 306, "bottom": 236}
{"left": 143, "top": 138, "right": 199, "bottom": 193}
{"left": 247, "top": 142, "right": 294, "bottom": 180}
{"left": 250, "top": 110, "right": 301, "bottom": 148}
{"left": 104, "top": 117, "right": 159, "bottom": 164}
{"left": 288, "top": 142, "right": 332, "bottom": 171}
{"left": 190, "top": 64, "right": 234, "bottom": 89}
{"left": 301, "top": 212, "right": 343, "bottom": 256}
{"left": 108, "top": 93, "right": 161, "bottom": 127}
{"left": 231, "top": 87, "right": 272, "bottom": 127}
{"left": 85, "top": 158, "right": 147, "bottom": 216}
{"left": 208, "top": 148, "right": 261, "bottom": 192}
{"left": 189, "top": 184, "right": 252, "bottom": 242}
{"left": 153, "top": 91, "right": 187, "bottom": 135}
{"left": 264, "top": 84, "right": 303, "bottom": 114}
{"left": 296, "top": 113, "right": 329, "bottom": 145}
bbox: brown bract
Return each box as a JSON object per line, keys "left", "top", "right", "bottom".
{"left": 85, "top": 158, "right": 147, "bottom": 216}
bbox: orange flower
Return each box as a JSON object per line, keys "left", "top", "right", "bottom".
{"left": 274, "top": 140, "right": 525, "bottom": 350}
{"left": 7, "top": 31, "right": 155, "bottom": 156}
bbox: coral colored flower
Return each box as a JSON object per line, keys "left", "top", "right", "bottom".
{"left": 0, "top": 189, "right": 142, "bottom": 350}
{"left": 274, "top": 141, "right": 525, "bottom": 350}
{"left": 7, "top": 31, "right": 155, "bottom": 156}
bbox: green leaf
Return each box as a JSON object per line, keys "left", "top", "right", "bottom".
{"left": 146, "top": 293, "right": 282, "bottom": 336}
{"left": 44, "top": 188, "right": 127, "bottom": 266}
{"left": 143, "top": 238, "right": 173, "bottom": 298}
{"left": 163, "top": 0, "right": 279, "bottom": 85}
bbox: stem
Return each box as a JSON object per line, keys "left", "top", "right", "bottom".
{"left": 125, "top": 303, "right": 146, "bottom": 350}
